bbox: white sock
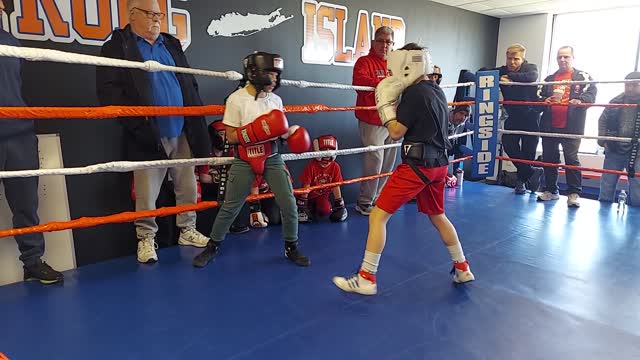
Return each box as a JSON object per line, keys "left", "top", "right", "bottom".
{"left": 361, "top": 251, "right": 381, "bottom": 274}
{"left": 447, "top": 243, "right": 466, "bottom": 264}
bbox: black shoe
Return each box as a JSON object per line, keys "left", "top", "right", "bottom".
{"left": 193, "top": 240, "right": 220, "bottom": 268}
{"left": 229, "top": 224, "right": 250, "bottom": 234}
{"left": 285, "top": 242, "right": 310, "bottom": 267}
{"left": 23, "top": 261, "right": 64, "bottom": 284}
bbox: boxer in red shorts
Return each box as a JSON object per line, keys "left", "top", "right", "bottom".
{"left": 332, "top": 43, "right": 475, "bottom": 295}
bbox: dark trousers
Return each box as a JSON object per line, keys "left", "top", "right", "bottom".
{"left": 502, "top": 134, "right": 539, "bottom": 182}
{"left": 0, "top": 132, "right": 44, "bottom": 266}
{"left": 542, "top": 137, "right": 582, "bottom": 194}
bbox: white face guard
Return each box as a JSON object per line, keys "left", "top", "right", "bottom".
{"left": 386, "top": 49, "right": 434, "bottom": 86}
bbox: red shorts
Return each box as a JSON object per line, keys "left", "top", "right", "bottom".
{"left": 376, "top": 164, "right": 448, "bottom": 215}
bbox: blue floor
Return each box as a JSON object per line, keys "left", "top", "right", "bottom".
{"left": 1, "top": 181, "right": 640, "bottom": 359}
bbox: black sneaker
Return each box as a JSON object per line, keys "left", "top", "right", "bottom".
{"left": 229, "top": 224, "right": 250, "bottom": 234}
{"left": 285, "top": 243, "right": 310, "bottom": 267}
{"left": 23, "top": 261, "right": 63, "bottom": 284}
{"left": 193, "top": 240, "right": 220, "bottom": 268}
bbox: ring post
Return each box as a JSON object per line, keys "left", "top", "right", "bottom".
{"left": 472, "top": 70, "right": 500, "bottom": 178}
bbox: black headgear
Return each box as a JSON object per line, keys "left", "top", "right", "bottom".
{"left": 243, "top": 52, "right": 284, "bottom": 98}
{"left": 429, "top": 65, "right": 442, "bottom": 85}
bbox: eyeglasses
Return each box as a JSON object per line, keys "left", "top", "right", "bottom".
{"left": 374, "top": 39, "right": 394, "bottom": 46}
{"left": 133, "top": 7, "right": 165, "bottom": 20}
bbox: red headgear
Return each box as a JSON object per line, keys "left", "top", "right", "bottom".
{"left": 313, "top": 135, "right": 338, "bottom": 164}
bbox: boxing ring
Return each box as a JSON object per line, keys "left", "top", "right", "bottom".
{"left": 0, "top": 45, "right": 639, "bottom": 360}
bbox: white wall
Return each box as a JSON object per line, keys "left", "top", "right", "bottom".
{"left": 495, "top": 13, "right": 553, "bottom": 77}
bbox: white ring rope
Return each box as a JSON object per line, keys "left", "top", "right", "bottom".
{"left": 499, "top": 129, "right": 639, "bottom": 143}
{"left": 0, "top": 45, "right": 244, "bottom": 81}
{"left": 500, "top": 79, "right": 640, "bottom": 86}
{"left": 0, "top": 44, "right": 473, "bottom": 92}
{"left": 4, "top": 44, "right": 638, "bottom": 94}
{"left": 0, "top": 131, "right": 475, "bottom": 179}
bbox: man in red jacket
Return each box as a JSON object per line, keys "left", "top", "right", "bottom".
{"left": 352, "top": 26, "right": 398, "bottom": 216}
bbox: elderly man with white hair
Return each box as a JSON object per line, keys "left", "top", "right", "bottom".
{"left": 97, "top": 0, "right": 212, "bottom": 264}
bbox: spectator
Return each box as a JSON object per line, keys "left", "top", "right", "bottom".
{"left": 597, "top": 71, "right": 640, "bottom": 206}
{"left": 96, "top": 0, "right": 211, "bottom": 263}
{"left": 352, "top": 26, "right": 398, "bottom": 216}
{"left": 538, "top": 46, "right": 597, "bottom": 207}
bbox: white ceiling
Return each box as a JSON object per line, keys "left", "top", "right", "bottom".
{"left": 431, "top": 0, "right": 640, "bottom": 18}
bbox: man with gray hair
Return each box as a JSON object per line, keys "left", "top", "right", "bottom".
{"left": 352, "top": 26, "right": 398, "bottom": 216}
{"left": 97, "top": 0, "right": 211, "bottom": 263}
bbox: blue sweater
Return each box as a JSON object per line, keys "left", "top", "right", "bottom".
{"left": 0, "top": 29, "right": 34, "bottom": 138}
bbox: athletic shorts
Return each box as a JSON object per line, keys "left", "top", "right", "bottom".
{"left": 375, "top": 164, "right": 448, "bottom": 215}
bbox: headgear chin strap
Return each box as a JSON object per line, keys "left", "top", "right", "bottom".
{"left": 243, "top": 52, "right": 284, "bottom": 99}
{"left": 386, "top": 49, "right": 434, "bottom": 87}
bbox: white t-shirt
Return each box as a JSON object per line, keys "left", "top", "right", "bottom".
{"left": 222, "top": 86, "right": 284, "bottom": 128}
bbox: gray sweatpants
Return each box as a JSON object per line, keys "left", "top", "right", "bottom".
{"left": 0, "top": 132, "right": 44, "bottom": 266}
{"left": 210, "top": 155, "right": 297, "bottom": 243}
{"left": 134, "top": 133, "right": 197, "bottom": 239}
{"left": 358, "top": 121, "right": 398, "bottom": 205}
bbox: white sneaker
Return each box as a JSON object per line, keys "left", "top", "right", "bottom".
{"left": 355, "top": 203, "right": 373, "bottom": 216}
{"left": 567, "top": 193, "right": 581, "bottom": 208}
{"left": 537, "top": 191, "right": 560, "bottom": 202}
{"left": 137, "top": 237, "right": 158, "bottom": 263}
{"left": 332, "top": 270, "right": 377, "bottom": 295}
{"left": 178, "top": 227, "right": 210, "bottom": 248}
{"left": 452, "top": 261, "right": 475, "bottom": 283}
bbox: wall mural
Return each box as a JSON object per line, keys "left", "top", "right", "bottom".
{"left": 4, "top": 0, "right": 192, "bottom": 48}
{"left": 207, "top": 8, "right": 293, "bottom": 37}
{"left": 300, "top": 0, "right": 405, "bottom": 66}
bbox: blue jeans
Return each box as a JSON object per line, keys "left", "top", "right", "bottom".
{"left": 598, "top": 151, "right": 640, "bottom": 206}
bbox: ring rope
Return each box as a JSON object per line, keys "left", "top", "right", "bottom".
{"left": 499, "top": 129, "right": 639, "bottom": 143}
{"left": 0, "top": 44, "right": 472, "bottom": 92}
{"left": 501, "top": 100, "right": 639, "bottom": 109}
{"left": 0, "top": 133, "right": 472, "bottom": 179}
{"left": 0, "top": 101, "right": 476, "bottom": 119}
{"left": 0, "top": 157, "right": 474, "bottom": 239}
{"left": 1, "top": 99, "right": 636, "bottom": 121}
{"left": 2, "top": 45, "right": 638, "bottom": 94}
{"left": 499, "top": 79, "right": 640, "bottom": 86}
{"left": 498, "top": 156, "right": 627, "bottom": 176}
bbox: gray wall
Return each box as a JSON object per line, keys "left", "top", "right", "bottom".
{"left": 5, "top": 1, "right": 498, "bottom": 265}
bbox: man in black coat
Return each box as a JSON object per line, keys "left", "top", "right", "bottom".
{"left": 96, "top": 0, "right": 211, "bottom": 263}
{"left": 495, "top": 44, "right": 544, "bottom": 194}
{"left": 537, "top": 46, "right": 597, "bottom": 207}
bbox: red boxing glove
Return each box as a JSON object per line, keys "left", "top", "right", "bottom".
{"left": 445, "top": 173, "right": 457, "bottom": 188}
{"left": 236, "top": 109, "right": 289, "bottom": 146}
{"left": 285, "top": 125, "right": 311, "bottom": 153}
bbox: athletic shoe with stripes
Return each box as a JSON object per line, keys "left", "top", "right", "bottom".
{"left": 332, "top": 270, "right": 377, "bottom": 295}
